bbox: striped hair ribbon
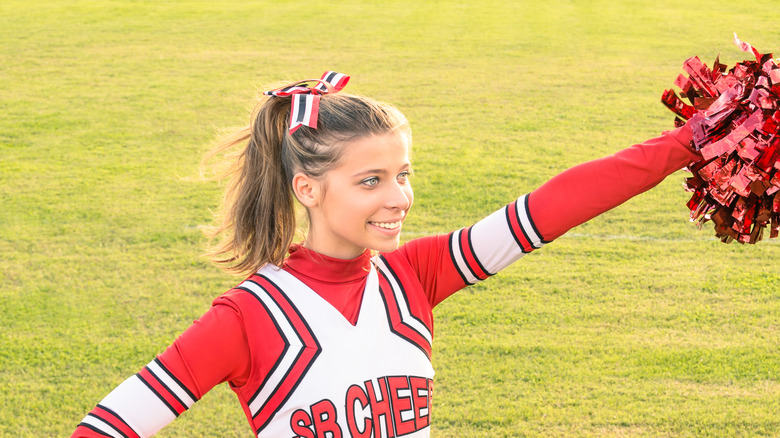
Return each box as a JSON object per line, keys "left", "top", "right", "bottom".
{"left": 733, "top": 33, "right": 761, "bottom": 62}
{"left": 263, "top": 71, "right": 350, "bottom": 133}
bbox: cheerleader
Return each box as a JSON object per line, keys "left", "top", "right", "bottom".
{"left": 72, "top": 71, "right": 698, "bottom": 438}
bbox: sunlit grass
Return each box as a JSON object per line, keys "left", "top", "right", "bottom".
{"left": 2, "top": 1, "right": 780, "bottom": 436}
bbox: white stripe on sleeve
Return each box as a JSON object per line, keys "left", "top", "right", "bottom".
{"left": 98, "top": 375, "right": 177, "bottom": 438}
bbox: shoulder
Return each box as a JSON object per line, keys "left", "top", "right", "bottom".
{"left": 211, "top": 266, "right": 278, "bottom": 309}
{"left": 212, "top": 264, "right": 306, "bottom": 313}
{"left": 212, "top": 282, "right": 254, "bottom": 308}
{"left": 383, "top": 234, "right": 452, "bottom": 267}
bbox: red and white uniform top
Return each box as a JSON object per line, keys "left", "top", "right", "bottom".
{"left": 72, "top": 126, "right": 697, "bottom": 438}
{"left": 245, "top": 262, "right": 434, "bottom": 437}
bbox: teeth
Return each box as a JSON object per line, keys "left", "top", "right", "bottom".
{"left": 372, "top": 221, "right": 401, "bottom": 229}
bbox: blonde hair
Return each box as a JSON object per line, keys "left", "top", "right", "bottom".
{"left": 203, "top": 91, "right": 409, "bottom": 275}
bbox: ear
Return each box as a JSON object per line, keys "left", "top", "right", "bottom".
{"left": 291, "top": 172, "right": 320, "bottom": 208}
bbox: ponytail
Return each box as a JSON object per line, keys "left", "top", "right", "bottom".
{"left": 203, "top": 90, "right": 409, "bottom": 276}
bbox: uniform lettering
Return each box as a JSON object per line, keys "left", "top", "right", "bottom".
{"left": 387, "top": 376, "right": 415, "bottom": 435}
{"left": 409, "top": 376, "right": 430, "bottom": 429}
{"left": 311, "top": 399, "right": 342, "bottom": 438}
{"left": 346, "top": 385, "right": 371, "bottom": 438}
{"left": 290, "top": 376, "right": 433, "bottom": 438}
{"left": 366, "top": 377, "right": 395, "bottom": 437}
{"left": 291, "top": 408, "right": 315, "bottom": 438}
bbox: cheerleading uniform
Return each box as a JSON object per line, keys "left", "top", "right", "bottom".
{"left": 72, "top": 125, "right": 697, "bottom": 438}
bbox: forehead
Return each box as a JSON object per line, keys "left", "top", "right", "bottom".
{"left": 335, "top": 131, "right": 412, "bottom": 171}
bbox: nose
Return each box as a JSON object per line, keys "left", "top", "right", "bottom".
{"left": 386, "top": 180, "right": 413, "bottom": 211}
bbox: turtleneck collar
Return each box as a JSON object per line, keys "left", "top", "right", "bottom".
{"left": 284, "top": 243, "right": 373, "bottom": 285}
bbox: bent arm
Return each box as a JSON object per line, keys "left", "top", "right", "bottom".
{"left": 71, "top": 302, "right": 250, "bottom": 438}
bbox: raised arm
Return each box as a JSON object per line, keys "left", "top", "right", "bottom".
{"left": 529, "top": 124, "right": 698, "bottom": 241}
{"left": 394, "top": 124, "right": 699, "bottom": 307}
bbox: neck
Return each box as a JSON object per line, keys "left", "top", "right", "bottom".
{"left": 302, "top": 236, "right": 367, "bottom": 260}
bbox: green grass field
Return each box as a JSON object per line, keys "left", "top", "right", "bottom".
{"left": 3, "top": 1, "right": 780, "bottom": 436}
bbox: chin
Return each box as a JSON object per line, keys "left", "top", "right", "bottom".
{"left": 371, "top": 239, "right": 401, "bottom": 254}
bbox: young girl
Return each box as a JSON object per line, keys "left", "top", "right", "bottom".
{"left": 71, "top": 71, "right": 699, "bottom": 438}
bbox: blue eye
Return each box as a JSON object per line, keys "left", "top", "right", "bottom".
{"left": 398, "top": 170, "right": 412, "bottom": 182}
{"left": 362, "top": 177, "right": 379, "bottom": 186}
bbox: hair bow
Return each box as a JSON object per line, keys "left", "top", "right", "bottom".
{"left": 263, "top": 71, "right": 350, "bottom": 134}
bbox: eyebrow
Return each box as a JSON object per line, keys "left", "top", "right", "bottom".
{"left": 353, "top": 169, "right": 387, "bottom": 178}
{"left": 352, "top": 164, "right": 410, "bottom": 178}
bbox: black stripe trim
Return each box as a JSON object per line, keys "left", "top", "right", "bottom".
{"left": 77, "top": 422, "right": 114, "bottom": 437}
{"left": 447, "top": 231, "right": 473, "bottom": 285}
{"left": 145, "top": 364, "right": 188, "bottom": 412}
{"left": 504, "top": 204, "right": 529, "bottom": 253}
{"left": 466, "top": 226, "right": 495, "bottom": 277}
{"left": 134, "top": 373, "right": 179, "bottom": 417}
{"left": 376, "top": 271, "right": 431, "bottom": 360}
{"left": 238, "top": 275, "right": 322, "bottom": 431}
{"left": 379, "top": 280, "right": 430, "bottom": 359}
{"left": 324, "top": 71, "right": 338, "bottom": 83}
{"left": 96, "top": 404, "right": 138, "bottom": 437}
{"left": 254, "top": 274, "right": 323, "bottom": 433}
{"left": 85, "top": 413, "right": 129, "bottom": 438}
{"left": 152, "top": 358, "right": 198, "bottom": 402}
{"left": 294, "top": 95, "right": 307, "bottom": 123}
{"left": 280, "top": 85, "right": 306, "bottom": 94}
{"left": 238, "top": 282, "right": 293, "bottom": 412}
{"left": 316, "top": 72, "right": 338, "bottom": 90}
{"left": 456, "top": 227, "right": 480, "bottom": 281}
{"left": 513, "top": 200, "right": 538, "bottom": 252}
{"left": 523, "top": 194, "right": 550, "bottom": 245}
{"left": 377, "top": 255, "right": 431, "bottom": 335}
{"left": 261, "top": 274, "right": 322, "bottom": 356}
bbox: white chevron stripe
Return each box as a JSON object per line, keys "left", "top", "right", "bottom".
{"left": 374, "top": 257, "right": 432, "bottom": 345}
{"left": 239, "top": 280, "right": 306, "bottom": 416}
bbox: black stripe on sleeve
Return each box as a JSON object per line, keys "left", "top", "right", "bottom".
{"left": 76, "top": 422, "right": 115, "bottom": 438}
{"left": 523, "top": 193, "right": 549, "bottom": 245}
{"left": 513, "top": 201, "right": 538, "bottom": 252}
{"left": 145, "top": 365, "right": 188, "bottom": 411}
{"left": 504, "top": 204, "right": 528, "bottom": 253}
{"left": 134, "top": 373, "right": 179, "bottom": 417}
{"left": 154, "top": 358, "right": 200, "bottom": 406}
{"left": 447, "top": 231, "right": 472, "bottom": 285}
{"left": 457, "top": 227, "right": 480, "bottom": 281}
{"left": 466, "top": 226, "right": 494, "bottom": 277}
{"left": 85, "top": 412, "right": 129, "bottom": 438}
{"left": 152, "top": 358, "right": 198, "bottom": 403}
{"left": 95, "top": 404, "right": 137, "bottom": 437}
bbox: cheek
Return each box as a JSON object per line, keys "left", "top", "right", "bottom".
{"left": 405, "top": 186, "right": 415, "bottom": 208}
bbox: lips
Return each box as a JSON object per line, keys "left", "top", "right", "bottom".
{"left": 369, "top": 220, "right": 403, "bottom": 230}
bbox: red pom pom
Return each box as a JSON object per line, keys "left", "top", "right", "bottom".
{"left": 663, "top": 34, "right": 780, "bottom": 243}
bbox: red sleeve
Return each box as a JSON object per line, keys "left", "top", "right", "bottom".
{"left": 156, "top": 300, "right": 251, "bottom": 396}
{"left": 70, "top": 302, "right": 250, "bottom": 438}
{"left": 529, "top": 124, "right": 699, "bottom": 241}
{"left": 394, "top": 234, "right": 467, "bottom": 308}
{"left": 390, "top": 125, "right": 699, "bottom": 310}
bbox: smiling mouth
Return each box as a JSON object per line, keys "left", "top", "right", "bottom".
{"left": 369, "top": 220, "right": 403, "bottom": 230}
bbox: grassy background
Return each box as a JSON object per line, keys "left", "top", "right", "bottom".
{"left": 2, "top": 1, "right": 780, "bottom": 436}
